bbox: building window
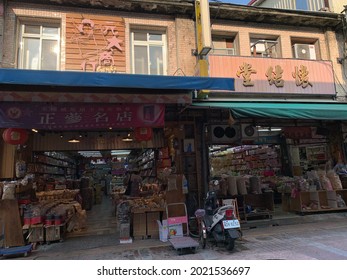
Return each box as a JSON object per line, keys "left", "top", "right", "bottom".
{"left": 211, "top": 34, "right": 238, "bottom": 56}
{"left": 130, "top": 30, "right": 167, "bottom": 75}
{"left": 291, "top": 37, "right": 320, "bottom": 60}
{"left": 18, "top": 23, "right": 60, "bottom": 70}
{"left": 296, "top": 0, "right": 309, "bottom": 10}
{"left": 250, "top": 35, "right": 280, "bottom": 58}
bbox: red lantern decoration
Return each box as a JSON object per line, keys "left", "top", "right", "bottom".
{"left": 2, "top": 128, "right": 29, "bottom": 145}
{"left": 134, "top": 127, "right": 153, "bottom": 142}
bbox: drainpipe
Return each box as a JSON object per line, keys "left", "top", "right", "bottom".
{"left": 200, "top": 121, "right": 209, "bottom": 207}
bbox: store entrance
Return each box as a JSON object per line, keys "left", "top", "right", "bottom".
{"left": 208, "top": 142, "right": 332, "bottom": 221}
{"left": 208, "top": 144, "right": 283, "bottom": 222}
{"left": 22, "top": 145, "right": 168, "bottom": 243}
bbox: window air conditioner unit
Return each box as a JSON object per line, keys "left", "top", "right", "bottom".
{"left": 211, "top": 48, "right": 235, "bottom": 55}
{"left": 226, "top": 48, "right": 235, "bottom": 55}
{"left": 293, "top": 44, "right": 316, "bottom": 60}
{"left": 250, "top": 42, "right": 266, "bottom": 53}
{"left": 210, "top": 124, "right": 241, "bottom": 144}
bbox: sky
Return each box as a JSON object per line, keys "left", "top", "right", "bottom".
{"left": 210, "top": 0, "right": 250, "bottom": 5}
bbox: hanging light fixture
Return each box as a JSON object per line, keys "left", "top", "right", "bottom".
{"left": 122, "top": 133, "right": 133, "bottom": 142}
{"left": 68, "top": 137, "right": 80, "bottom": 143}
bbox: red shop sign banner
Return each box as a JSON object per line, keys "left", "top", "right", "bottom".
{"left": 283, "top": 127, "right": 312, "bottom": 139}
{"left": 0, "top": 103, "right": 165, "bottom": 130}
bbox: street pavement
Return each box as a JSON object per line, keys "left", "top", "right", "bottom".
{"left": 10, "top": 215, "right": 347, "bottom": 260}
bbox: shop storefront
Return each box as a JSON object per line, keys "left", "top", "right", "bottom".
{"left": 189, "top": 53, "right": 347, "bottom": 221}
{"left": 0, "top": 67, "right": 234, "bottom": 247}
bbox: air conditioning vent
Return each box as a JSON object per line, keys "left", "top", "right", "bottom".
{"left": 241, "top": 124, "right": 259, "bottom": 140}
{"left": 250, "top": 40, "right": 278, "bottom": 58}
{"left": 210, "top": 125, "right": 241, "bottom": 144}
{"left": 293, "top": 44, "right": 316, "bottom": 60}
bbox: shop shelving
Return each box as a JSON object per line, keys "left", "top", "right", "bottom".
{"left": 289, "top": 189, "right": 347, "bottom": 214}
{"left": 218, "top": 192, "right": 274, "bottom": 221}
{"left": 28, "top": 152, "right": 76, "bottom": 178}
{"left": 210, "top": 145, "right": 281, "bottom": 176}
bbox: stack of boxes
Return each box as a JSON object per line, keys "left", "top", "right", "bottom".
{"left": 132, "top": 209, "right": 161, "bottom": 240}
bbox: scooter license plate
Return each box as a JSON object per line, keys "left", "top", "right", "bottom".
{"left": 222, "top": 220, "right": 240, "bottom": 229}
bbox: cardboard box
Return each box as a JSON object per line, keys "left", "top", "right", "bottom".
{"left": 166, "top": 174, "right": 186, "bottom": 207}
{"left": 168, "top": 223, "right": 183, "bottom": 237}
{"left": 132, "top": 213, "right": 146, "bottom": 237}
{"left": 157, "top": 220, "right": 168, "bottom": 242}
{"left": 146, "top": 212, "right": 160, "bottom": 238}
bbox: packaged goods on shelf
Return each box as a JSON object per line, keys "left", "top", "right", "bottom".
{"left": 35, "top": 189, "right": 79, "bottom": 201}
{"left": 1, "top": 182, "right": 16, "bottom": 199}
{"left": 326, "top": 170, "right": 343, "bottom": 190}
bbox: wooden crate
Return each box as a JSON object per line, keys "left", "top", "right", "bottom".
{"left": 45, "top": 224, "right": 66, "bottom": 243}
{"left": 28, "top": 224, "right": 44, "bottom": 243}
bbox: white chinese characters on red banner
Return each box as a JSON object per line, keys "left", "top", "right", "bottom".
{"left": 0, "top": 103, "right": 165, "bottom": 129}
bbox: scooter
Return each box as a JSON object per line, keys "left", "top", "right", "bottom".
{"left": 195, "top": 191, "right": 242, "bottom": 251}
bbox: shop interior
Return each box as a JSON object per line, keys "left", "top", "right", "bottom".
{"left": 0, "top": 125, "right": 192, "bottom": 247}
{"left": 206, "top": 122, "right": 347, "bottom": 222}
{"left": 2, "top": 119, "right": 347, "bottom": 249}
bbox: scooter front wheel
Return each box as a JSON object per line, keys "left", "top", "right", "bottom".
{"left": 199, "top": 220, "right": 207, "bottom": 249}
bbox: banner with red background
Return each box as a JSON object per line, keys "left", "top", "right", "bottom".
{"left": 0, "top": 103, "right": 165, "bottom": 130}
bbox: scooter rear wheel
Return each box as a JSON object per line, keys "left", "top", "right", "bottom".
{"left": 226, "top": 238, "right": 235, "bottom": 251}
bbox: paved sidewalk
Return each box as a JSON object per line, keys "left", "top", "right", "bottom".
{"left": 10, "top": 211, "right": 347, "bottom": 260}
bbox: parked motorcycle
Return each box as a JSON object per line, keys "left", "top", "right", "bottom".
{"left": 195, "top": 190, "right": 242, "bottom": 251}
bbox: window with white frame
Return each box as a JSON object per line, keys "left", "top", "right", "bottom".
{"left": 130, "top": 30, "right": 167, "bottom": 75}
{"left": 18, "top": 23, "right": 60, "bottom": 70}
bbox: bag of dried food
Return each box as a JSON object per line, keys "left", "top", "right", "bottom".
{"left": 337, "top": 194, "right": 346, "bottom": 208}
{"left": 15, "top": 160, "right": 26, "bottom": 178}
{"left": 326, "top": 170, "right": 343, "bottom": 190}
{"left": 2, "top": 182, "right": 16, "bottom": 199}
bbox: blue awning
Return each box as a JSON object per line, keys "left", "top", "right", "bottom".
{"left": 0, "top": 68, "right": 234, "bottom": 91}
{"left": 192, "top": 101, "right": 347, "bottom": 120}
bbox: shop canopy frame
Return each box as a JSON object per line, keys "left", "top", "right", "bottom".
{"left": 0, "top": 68, "right": 234, "bottom": 92}
{"left": 192, "top": 101, "right": 347, "bottom": 120}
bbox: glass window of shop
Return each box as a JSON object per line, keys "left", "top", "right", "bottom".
{"left": 18, "top": 23, "right": 60, "bottom": 70}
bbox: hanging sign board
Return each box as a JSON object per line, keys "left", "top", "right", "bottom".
{"left": 0, "top": 103, "right": 165, "bottom": 130}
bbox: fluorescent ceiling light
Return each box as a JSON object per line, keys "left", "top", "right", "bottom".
{"left": 111, "top": 150, "right": 131, "bottom": 156}
{"left": 78, "top": 151, "right": 102, "bottom": 157}
{"left": 257, "top": 127, "right": 282, "bottom": 132}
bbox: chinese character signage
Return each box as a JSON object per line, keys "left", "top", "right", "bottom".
{"left": 209, "top": 56, "right": 335, "bottom": 95}
{"left": 283, "top": 127, "right": 312, "bottom": 139}
{"left": 65, "top": 13, "right": 126, "bottom": 72}
{"left": 0, "top": 103, "right": 165, "bottom": 129}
